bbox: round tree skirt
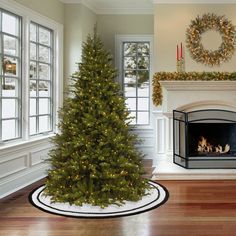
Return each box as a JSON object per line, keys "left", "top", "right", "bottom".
{"left": 29, "top": 181, "right": 168, "bottom": 218}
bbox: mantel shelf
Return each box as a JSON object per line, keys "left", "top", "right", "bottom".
{"left": 160, "top": 80, "right": 236, "bottom": 91}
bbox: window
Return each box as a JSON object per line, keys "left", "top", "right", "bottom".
{"left": 119, "top": 38, "right": 152, "bottom": 125}
{"left": 0, "top": 9, "right": 21, "bottom": 141}
{"left": 29, "top": 22, "right": 53, "bottom": 135}
{"left": 0, "top": 1, "right": 63, "bottom": 145}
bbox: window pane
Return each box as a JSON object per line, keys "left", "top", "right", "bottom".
{"left": 137, "top": 57, "right": 149, "bottom": 69}
{"left": 124, "top": 57, "right": 136, "bottom": 69}
{"left": 3, "top": 56, "right": 18, "bottom": 76}
{"left": 137, "top": 70, "right": 149, "bottom": 84}
{"left": 30, "top": 43, "right": 36, "bottom": 60}
{"left": 39, "top": 115, "right": 50, "bottom": 132}
{"left": 137, "top": 43, "right": 149, "bottom": 56}
{"left": 125, "top": 98, "right": 136, "bottom": 111}
{"left": 30, "top": 62, "right": 37, "bottom": 79}
{"left": 39, "top": 27, "right": 50, "bottom": 46}
{"left": 30, "top": 117, "right": 36, "bottom": 135}
{"left": 138, "top": 98, "right": 149, "bottom": 111}
{"left": 2, "top": 78, "right": 17, "bottom": 97}
{"left": 2, "top": 99, "right": 17, "bottom": 118}
{"left": 127, "top": 111, "right": 136, "bottom": 125}
{"left": 2, "top": 119, "right": 17, "bottom": 140}
{"left": 30, "top": 98, "right": 36, "bottom": 116}
{"left": 39, "top": 63, "right": 50, "bottom": 80}
{"left": 30, "top": 24, "right": 36, "bottom": 42}
{"left": 124, "top": 70, "right": 136, "bottom": 84}
{"left": 122, "top": 40, "right": 150, "bottom": 125}
{"left": 0, "top": 10, "right": 21, "bottom": 142}
{"left": 39, "top": 81, "right": 50, "bottom": 97}
{"left": 30, "top": 80, "right": 37, "bottom": 96}
{"left": 124, "top": 43, "right": 137, "bottom": 56}
{"left": 2, "top": 13, "right": 19, "bottom": 36}
{"left": 29, "top": 22, "right": 53, "bottom": 136}
{"left": 137, "top": 112, "right": 149, "bottom": 125}
{"left": 124, "top": 84, "right": 136, "bottom": 97}
{"left": 39, "top": 45, "right": 49, "bottom": 62}
{"left": 138, "top": 82, "right": 149, "bottom": 97}
{"left": 4, "top": 35, "right": 18, "bottom": 56}
{"left": 39, "top": 98, "right": 50, "bottom": 114}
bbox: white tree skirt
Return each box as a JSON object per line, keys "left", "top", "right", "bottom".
{"left": 29, "top": 181, "right": 168, "bottom": 218}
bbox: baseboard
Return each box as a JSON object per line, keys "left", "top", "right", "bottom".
{"left": 0, "top": 164, "right": 48, "bottom": 199}
{"left": 152, "top": 160, "right": 236, "bottom": 180}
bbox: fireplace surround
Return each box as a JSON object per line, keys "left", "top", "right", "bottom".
{"left": 173, "top": 109, "right": 236, "bottom": 169}
{"left": 152, "top": 80, "right": 236, "bottom": 179}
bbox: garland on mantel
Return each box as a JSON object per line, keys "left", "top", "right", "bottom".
{"left": 152, "top": 72, "right": 236, "bottom": 106}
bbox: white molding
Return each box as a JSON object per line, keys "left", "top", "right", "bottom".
{"left": 0, "top": 155, "right": 28, "bottom": 179}
{"left": 153, "top": 0, "right": 236, "bottom": 3}
{"left": 0, "top": 135, "right": 54, "bottom": 156}
{"left": 96, "top": 8, "right": 153, "bottom": 15}
{"left": 152, "top": 161, "right": 236, "bottom": 180}
{"left": 160, "top": 80, "right": 236, "bottom": 91}
{"left": 0, "top": 163, "right": 48, "bottom": 199}
{"left": 60, "top": 0, "right": 153, "bottom": 14}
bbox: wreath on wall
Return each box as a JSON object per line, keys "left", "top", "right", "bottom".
{"left": 186, "top": 13, "right": 236, "bottom": 66}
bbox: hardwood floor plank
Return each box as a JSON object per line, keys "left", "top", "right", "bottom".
{"left": 1, "top": 161, "right": 236, "bottom": 236}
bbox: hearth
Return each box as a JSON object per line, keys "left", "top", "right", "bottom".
{"left": 173, "top": 109, "right": 236, "bottom": 169}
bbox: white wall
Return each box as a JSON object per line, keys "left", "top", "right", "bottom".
{"left": 14, "top": 0, "right": 64, "bottom": 24}
{"left": 154, "top": 4, "right": 236, "bottom": 72}
{"left": 98, "top": 14, "right": 154, "bottom": 55}
{"left": 64, "top": 4, "right": 97, "bottom": 81}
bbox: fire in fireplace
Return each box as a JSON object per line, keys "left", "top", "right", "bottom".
{"left": 173, "top": 109, "right": 236, "bottom": 169}
{"left": 197, "top": 136, "right": 230, "bottom": 154}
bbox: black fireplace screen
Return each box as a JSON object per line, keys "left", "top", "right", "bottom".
{"left": 173, "top": 109, "right": 236, "bottom": 169}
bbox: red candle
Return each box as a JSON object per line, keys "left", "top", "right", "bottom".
{"left": 180, "top": 42, "right": 183, "bottom": 59}
{"left": 177, "top": 44, "right": 179, "bottom": 61}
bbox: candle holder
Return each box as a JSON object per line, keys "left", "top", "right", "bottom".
{"left": 176, "top": 57, "right": 185, "bottom": 73}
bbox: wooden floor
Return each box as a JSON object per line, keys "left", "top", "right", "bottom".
{"left": 1, "top": 160, "right": 236, "bottom": 236}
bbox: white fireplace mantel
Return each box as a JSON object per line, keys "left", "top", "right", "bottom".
{"left": 160, "top": 80, "right": 236, "bottom": 91}
{"left": 152, "top": 80, "right": 236, "bottom": 180}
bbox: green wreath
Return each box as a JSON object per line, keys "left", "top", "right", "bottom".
{"left": 186, "top": 13, "right": 236, "bottom": 66}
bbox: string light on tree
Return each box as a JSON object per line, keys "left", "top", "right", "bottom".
{"left": 44, "top": 26, "right": 149, "bottom": 208}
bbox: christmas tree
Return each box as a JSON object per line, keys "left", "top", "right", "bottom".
{"left": 44, "top": 29, "right": 149, "bottom": 208}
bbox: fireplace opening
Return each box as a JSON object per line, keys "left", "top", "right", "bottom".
{"left": 173, "top": 109, "right": 236, "bottom": 169}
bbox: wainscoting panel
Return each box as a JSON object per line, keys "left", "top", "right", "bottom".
{"left": 0, "top": 137, "right": 53, "bottom": 199}
{"left": 132, "top": 127, "right": 155, "bottom": 162}
{"left": 30, "top": 148, "right": 51, "bottom": 166}
{"left": 0, "top": 155, "right": 28, "bottom": 179}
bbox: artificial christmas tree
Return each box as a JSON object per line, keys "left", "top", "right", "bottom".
{"left": 44, "top": 30, "right": 149, "bottom": 208}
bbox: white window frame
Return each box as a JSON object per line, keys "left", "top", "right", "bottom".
{"left": 0, "top": 0, "right": 63, "bottom": 148}
{"left": 0, "top": 9, "right": 22, "bottom": 142}
{"left": 29, "top": 22, "right": 54, "bottom": 136}
{"left": 115, "top": 34, "right": 153, "bottom": 128}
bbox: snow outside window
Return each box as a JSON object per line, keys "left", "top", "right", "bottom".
{"left": 122, "top": 41, "right": 150, "bottom": 125}
{"left": 0, "top": 1, "right": 63, "bottom": 145}
{"left": 0, "top": 9, "right": 21, "bottom": 141}
{"left": 29, "top": 22, "right": 53, "bottom": 136}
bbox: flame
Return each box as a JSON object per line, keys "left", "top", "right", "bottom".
{"left": 197, "top": 136, "right": 230, "bottom": 154}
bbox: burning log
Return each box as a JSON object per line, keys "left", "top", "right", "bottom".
{"left": 197, "top": 136, "right": 230, "bottom": 155}
{"left": 215, "top": 144, "right": 230, "bottom": 154}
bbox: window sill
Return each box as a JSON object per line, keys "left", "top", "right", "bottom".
{"left": 0, "top": 133, "right": 55, "bottom": 155}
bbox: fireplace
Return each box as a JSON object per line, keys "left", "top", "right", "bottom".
{"left": 152, "top": 80, "right": 236, "bottom": 179}
{"left": 173, "top": 109, "right": 236, "bottom": 169}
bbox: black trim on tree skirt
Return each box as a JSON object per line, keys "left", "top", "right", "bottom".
{"left": 29, "top": 181, "right": 169, "bottom": 218}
